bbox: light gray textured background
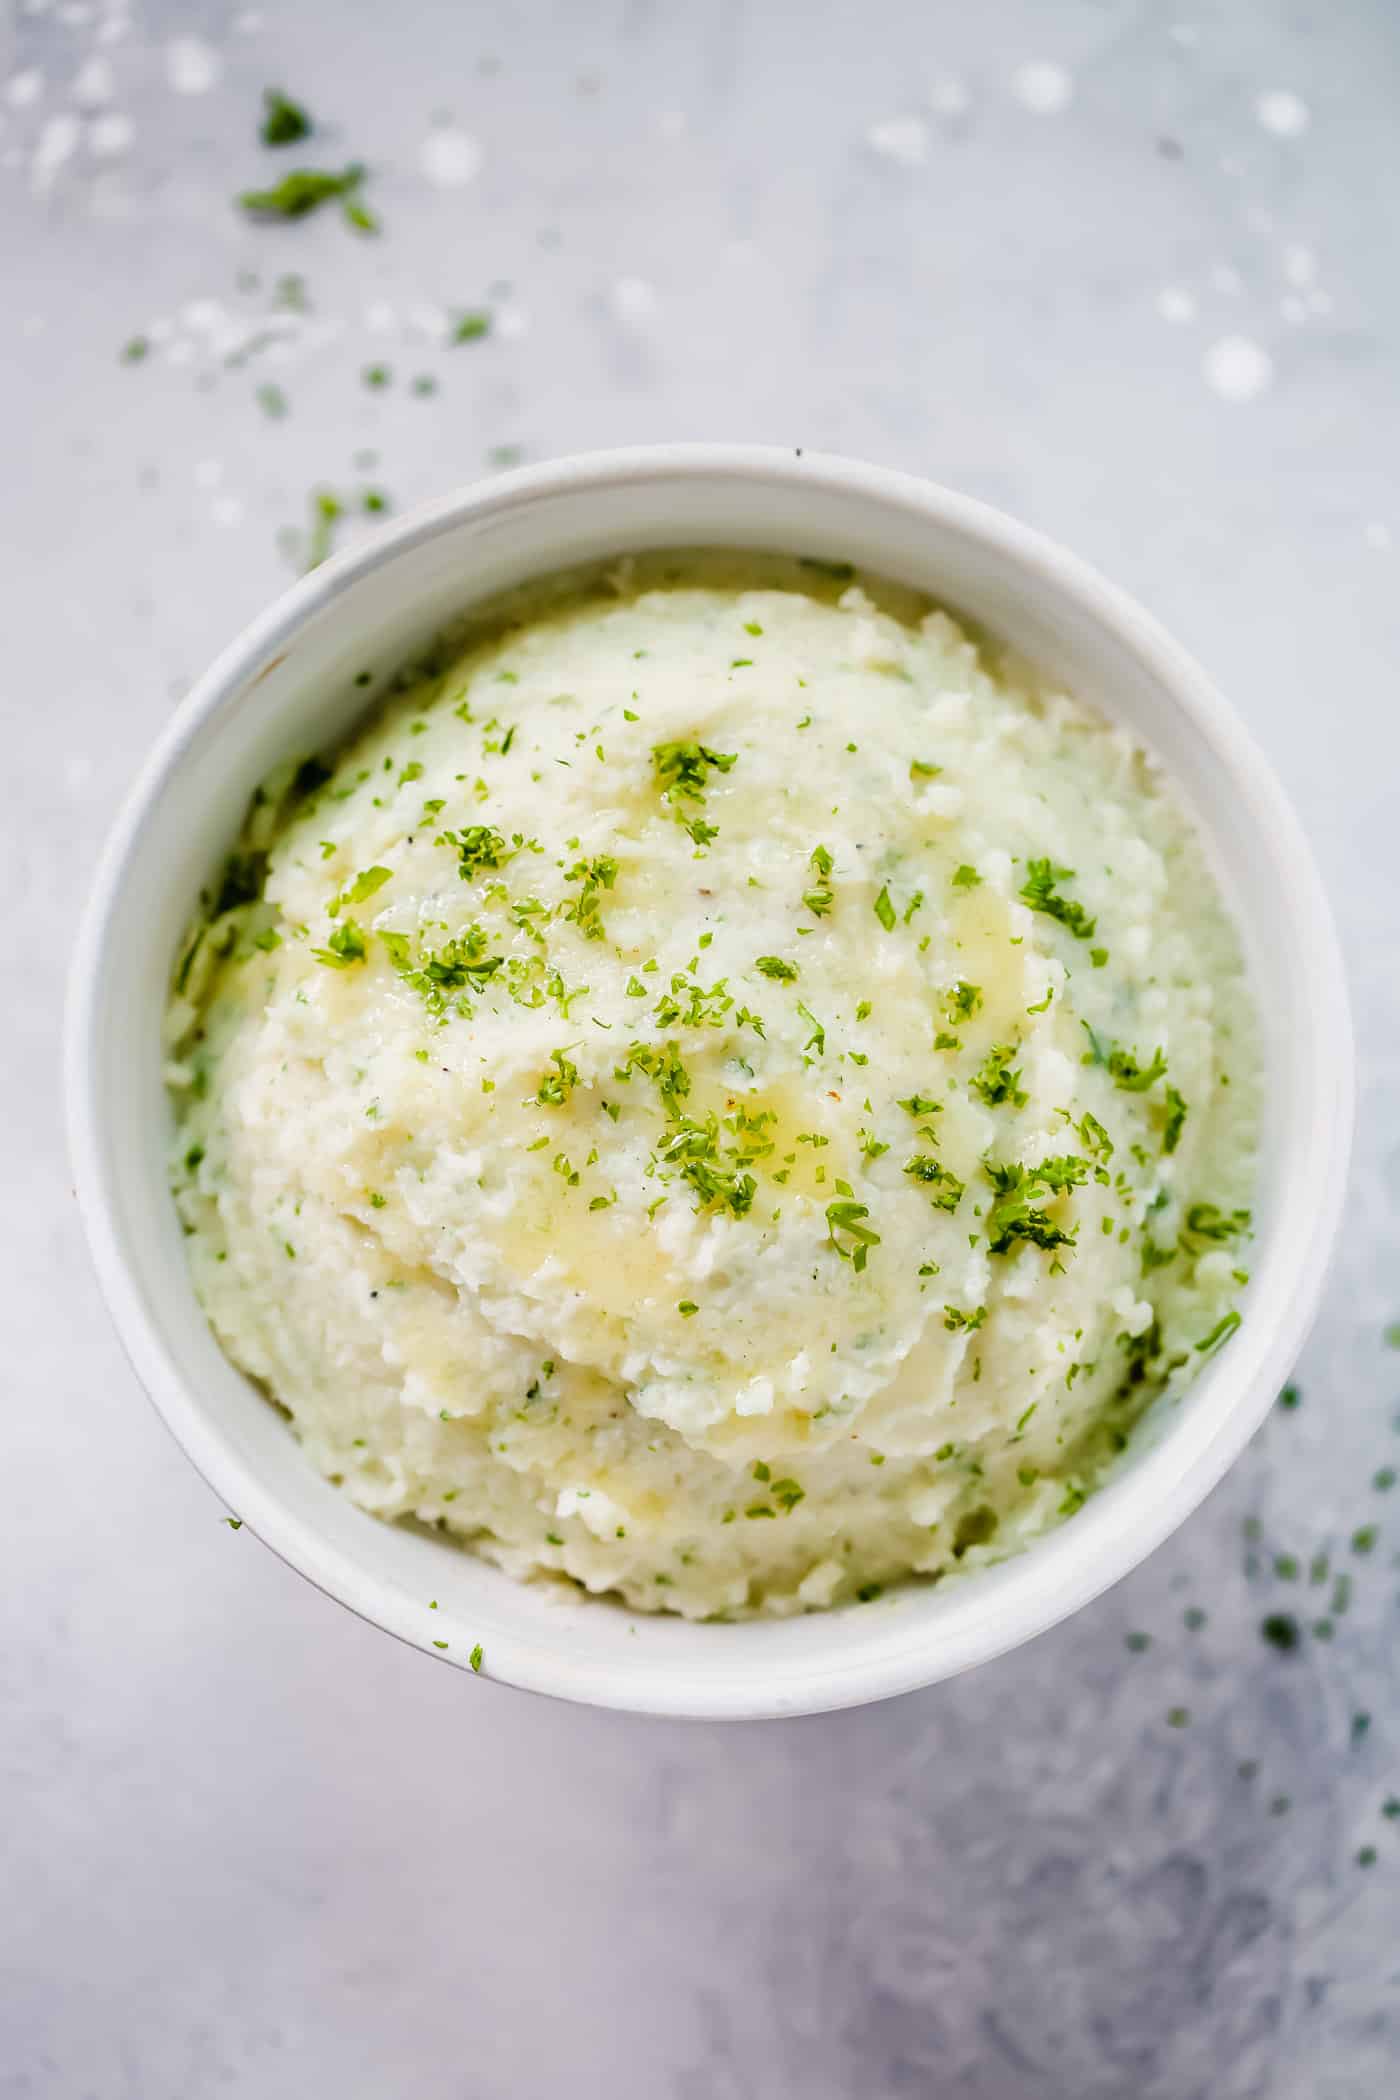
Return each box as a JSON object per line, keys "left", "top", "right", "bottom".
{"left": 5, "top": 3, "right": 1400, "bottom": 2095}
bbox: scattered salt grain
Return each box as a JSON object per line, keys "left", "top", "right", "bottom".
{"left": 866, "top": 115, "right": 928, "bottom": 166}
{"left": 1202, "top": 334, "right": 1273, "bottom": 403}
{"left": 1255, "top": 89, "right": 1310, "bottom": 138}
{"left": 1011, "top": 61, "right": 1074, "bottom": 115}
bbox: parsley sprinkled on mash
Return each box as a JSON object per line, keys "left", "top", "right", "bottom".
{"left": 166, "top": 552, "right": 1258, "bottom": 1619}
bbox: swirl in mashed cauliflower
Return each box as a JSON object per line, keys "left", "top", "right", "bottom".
{"left": 167, "top": 553, "right": 1258, "bottom": 1618}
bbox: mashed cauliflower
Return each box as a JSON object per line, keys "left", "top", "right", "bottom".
{"left": 167, "top": 553, "right": 1258, "bottom": 1618}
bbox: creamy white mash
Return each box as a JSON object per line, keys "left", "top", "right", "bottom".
{"left": 167, "top": 554, "right": 1258, "bottom": 1618}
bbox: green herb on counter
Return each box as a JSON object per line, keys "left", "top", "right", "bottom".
{"left": 238, "top": 163, "right": 369, "bottom": 227}
{"left": 260, "top": 89, "right": 312, "bottom": 146}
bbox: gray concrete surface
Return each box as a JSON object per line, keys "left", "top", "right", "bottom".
{"left": 4, "top": 2, "right": 1400, "bottom": 2094}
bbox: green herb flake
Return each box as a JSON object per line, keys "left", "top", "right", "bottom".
{"left": 970, "top": 1043, "right": 1027, "bottom": 1109}
{"left": 1080, "top": 1022, "right": 1168, "bottom": 1094}
{"left": 238, "top": 163, "right": 367, "bottom": 222}
{"left": 825, "top": 1199, "right": 880, "bottom": 1272}
{"left": 1195, "top": 1308, "right": 1241, "bottom": 1354}
{"left": 311, "top": 919, "right": 368, "bottom": 968}
{"left": 873, "top": 885, "right": 896, "bottom": 932}
{"left": 652, "top": 740, "right": 737, "bottom": 801}
{"left": 1162, "top": 1085, "right": 1189, "bottom": 1154}
{"left": 1019, "top": 858, "right": 1097, "bottom": 940}
{"left": 328, "top": 864, "right": 392, "bottom": 917}
{"left": 260, "top": 88, "right": 312, "bottom": 146}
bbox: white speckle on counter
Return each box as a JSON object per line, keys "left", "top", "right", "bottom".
{"left": 1011, "top": 61, "right": 1074, "bottom": 114}
{"left": 654, "top": 108, "right": 687, "bottom": 140}
{"left": 1202, "top": 334, "right": 1273, "bottom": 402}
{"left": 1363, "top": 522, "right": 1392, "bottom": 552}
{"left": 6, "top": 68, "right": 44, "bottom": 108}
{"left": 1255, "top": 88, "right": 1310, "bottom": 137}
{"left": 211, "top": 496, "right": 246, "bottom": 529}
{"left": 419, "top": 125, "right": 483, "bottom": 188}
{"left": 193, "top": 459, "right": 224, "bottom": 491}
{"left": 496, "top": 301, "right": 530, "bottom": 340}
{"left": 407, "top": 300, "right": 448, "bottom": 341}
{"left": 165, "top": 37, "right": 221, "bottom": 96}
{"left": 87, "top": 110, "right": 132, "bottom": 155}
{"left": 72, "top": 56, "right": 113, "bottom": 105}
{"left": 928, "top": 73, "right": 971, "bottom": 117}
{"left": 364, "top": 300, "right": 397, "bottom": 335}
{"left": 1283, "top": 243, "right": 1317, "bottom": 286}
{"left": 867, "top": 114, "right": 928, "bottom": 166}
{"left": 31, "top": 110, "right": 80, "bottom": 191}
{"left": 1209, "top": 262, "right": 1243, "bottom": 295}
{"left": 1156, "top": 286, "right": 1197, "bottom": 325}
{"left": 612, "top": 276, "right": 657, "bottom": 323}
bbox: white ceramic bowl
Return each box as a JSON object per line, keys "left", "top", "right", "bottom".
{"left": 67, "top": 445, "right": 1352, "bottom": 1719}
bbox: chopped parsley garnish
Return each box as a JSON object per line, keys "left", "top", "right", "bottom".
{"left": 970, "top": 1043, "right": 1027, "bottom": 1109}
{"left": 796, "top": 1002, "right": 825, "bottom": 1056}
{"left": 943, "top": 1304, "right": 987, "bottom": 1333}
{"left": 1195, "top": 1308, "right": 1242, "bottom": 1353}
{"left": 1019, "top": 858, "right": 1097, "bottom": 940}
{"left": 1080, "top": 1023, "right": 1168, "bottom": 1093}
{"left": 754, "top": 955, "right": 798, "bottom": 981}
{"left": 535, "top": 1049, "right": 581, "bottom": 1106}
{"left": 311, "top": 919, "right": 367, "bottom": 967}
{"left": 656, "top": 1113, "right": 757, "bottom": 1218}
{"left": 442, "top": 824, "right": 509, "bottom": 880}
{"left": 982, "top": 1155, "right": 1085, "bottom": 1256}
{"left": 559, "top": 853, "right": 618, "bottom": 940}
{"left": 328, "top": 864, "right": 391, "bottom": 917}
{"left": 260, "top": 89, "right": 312, "bottom": 146}
{"left": 803, "top": 843, "right": 834, "bottom": 917}
{"left": 910, "top": 760, "right": 942, "bottom": 780}
{"left": 1183, "top": 1202, "right": 1252, "bottom": 1242}
{"left": 951, "top": 864, "right": 981, "bottom": 890}
{"left": 652, "top": 739, "right": 737, "bottom": 800}
{"left": 943, "top": 981, "right": 982, "bottom": 1023}
{"left": 452, "top": 309, "right": 492, "bottom": 343}
{"left": 825, "top": 1198, "right": 880, "bottom": 1272}
{"left": 380, "top": 926, "right": 503, "bottom": 1014}
{"left": 903, "top": 1156, "right": 964, "bottom": 1212}
{"left": 873, "top": 885, "right": 896, "bottom": 932}
{"left": 468, "top": 1643, "right": 484, "bottom": 1672}
{"left": 1162, "top": 1085, "right": 1189, "bottom": 1154}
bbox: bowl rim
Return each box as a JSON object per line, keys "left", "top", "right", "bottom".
{"left": 65, "top": 443, "right": 1354, "bottom": 1718}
